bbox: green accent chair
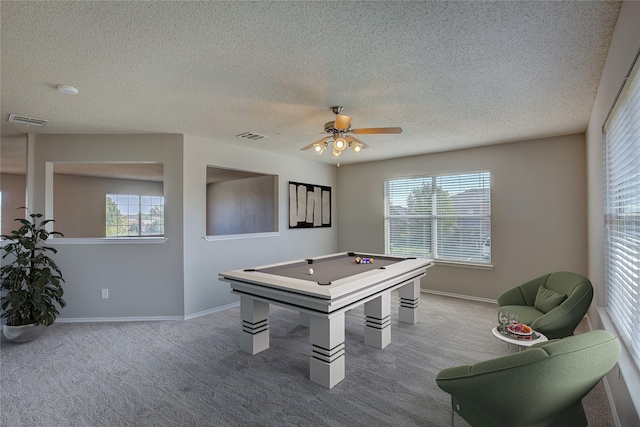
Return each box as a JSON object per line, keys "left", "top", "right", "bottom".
{"left": 436, "top": 330, "right": 620, "bottom": 427}
{"left": 497, "top": 272, "right": 593, "bottom": 340}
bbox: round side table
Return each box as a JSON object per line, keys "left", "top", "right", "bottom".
{"left": 492, "top": 326, "right": 548, "bottom": 351}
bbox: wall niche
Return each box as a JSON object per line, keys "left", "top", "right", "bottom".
{"left": 206, "top": 166, "right": 278, "bottom": 236}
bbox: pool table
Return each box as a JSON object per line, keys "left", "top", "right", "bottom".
{"left": 219, "top": 251, "right": 434, "bottom": 388}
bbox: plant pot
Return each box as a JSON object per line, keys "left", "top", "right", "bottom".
{"left": 2, "top": 323, "right": 43, "bottom": 343}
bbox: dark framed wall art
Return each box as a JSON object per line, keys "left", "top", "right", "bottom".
{"left": 289, "top": 181, "right": 331, "bottom": 228}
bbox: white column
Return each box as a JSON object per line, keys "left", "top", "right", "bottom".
{"left": 398, "top": 279, "right": 421, "bottom": 324}
{"left": 309, "top": 313, "right": 345, "bottom": 388}
{"left": 240, "top": 296, "right": 270, "bottom": 355}
{"left": 364, "top": 292, "right": 391, "bottom": 349}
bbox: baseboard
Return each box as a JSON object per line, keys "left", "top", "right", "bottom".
{"left": 422, "top": 288, "right": 497, "bottom": 305}
{"left": 52, "top": 301, "right": 241, "bottom": 324}
{"left": 597, "top": 308, "right": 640, "bottom": 427}
{"left": 602, "top": 376, "right": 622, "bottom": 427}
{"left": 56, "top": 316, "right": 184, "bottom": 323}
{"left": 21, "top": 292, "right": 485, "bottom": 326}
{"left": 52, "top": 293, "right": 490, "bottom": 324}
{"left": 184, "top": 302, "right": 240, "bottom": 320}
{"left": 584, "top": 314, "right": 621, "bottom": 426}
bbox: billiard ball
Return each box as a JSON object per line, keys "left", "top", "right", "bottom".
{"left": 308, "top": 268, "right": 314, "bottom": 275}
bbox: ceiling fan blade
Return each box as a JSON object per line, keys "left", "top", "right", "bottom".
{"left": 345, "top": 136, "right": 369, "bottom": 149}
{"left": 334, "top": 114, "right": 352, "bottom": 131}
{"left": 300, "top": 136, "right": 331, "bottom": 151}
{"left": 351, "top": 127, "right": 403, "bottom": 135}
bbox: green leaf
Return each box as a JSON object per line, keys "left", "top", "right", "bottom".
{"left": 1, "top": 210, "right": 65, "bottom": 326}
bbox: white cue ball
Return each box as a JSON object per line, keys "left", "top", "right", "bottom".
{"left": 308, "top": 268, "right": 314, "bottom": 275}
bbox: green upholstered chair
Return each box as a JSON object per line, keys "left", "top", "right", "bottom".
{"left": 497, "top": 272, "right": 593, "bottom": 340}
{"left": 436, "top": 330, "right": 620, "bottom": 427}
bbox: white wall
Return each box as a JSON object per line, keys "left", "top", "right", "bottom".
{"left": 22, "top": 132, "right": 338, "bottom": 320}
{"left": 182, "top": 135, "right": 338, "bottom": 317}
{"left": 28, "top": 134, "right": 185, "bottom": 319}
{"left": 337, "top": 134, "right": 588, "bottom": 300}
{"left": 0, "top": 173, "right": 26, "bottom": 235}
{"left": 586, "top": 0, "right": 640, "bottom": 323}
{"left": 585, "top": 1, "right": 640, "bottom": 425}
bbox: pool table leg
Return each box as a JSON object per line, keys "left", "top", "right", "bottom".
{"left": 309, "top": 313, "right": 346, "bottom": 389}
{"left": 240, "top": 296, "right": 270, "bottom": 355}
{"left": 364, "top": 292, "right": 391, "bottom": 349}
{"left": 299, "top": 312, "right": 310, "bottom": 327}
{"left": 398, "top": 279, "right": 421, "bottom": 324}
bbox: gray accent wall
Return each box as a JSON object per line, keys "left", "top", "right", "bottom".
{"left": 337, "top": 134, "right": 588, "bottom": 301}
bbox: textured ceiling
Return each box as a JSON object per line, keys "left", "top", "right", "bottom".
{"left": 0, "top": 1, "right": 622, "bottom": 173}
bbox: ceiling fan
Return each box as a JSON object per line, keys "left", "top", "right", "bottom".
{"left": 300, "top": 106, "right": 402, "bottom": 161}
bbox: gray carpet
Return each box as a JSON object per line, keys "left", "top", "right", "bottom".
{"left": 1, "top": 293, "right": 613, "bottom": 426}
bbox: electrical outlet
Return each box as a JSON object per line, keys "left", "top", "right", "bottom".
{"left": 101, "top": 288, "right": 109, "bottom": 299}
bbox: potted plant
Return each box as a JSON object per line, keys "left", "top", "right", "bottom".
{"left": 1, "top": 210, "right": 66, "bottom": 341}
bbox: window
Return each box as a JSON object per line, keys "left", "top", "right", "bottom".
{"left": 106, "top": 194, "right": 164, "bottom": 237}
{"left": 384, "top": 171, "right": 491, "bottom": 263}
{"left": 603, "top": 55, "right": 640, "bottom": 369}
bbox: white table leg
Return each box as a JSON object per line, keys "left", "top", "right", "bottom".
{"left": 364, "top": 292, "right": 391, "bottom": 349}
{"left": 240, "top": 296, "right": 269, "bottom": 355}
{"left": 309, "top": 313, "right": 345, "bottom": 388}
{"left": 398, "top": 279, "right": 421, "bottom": 324}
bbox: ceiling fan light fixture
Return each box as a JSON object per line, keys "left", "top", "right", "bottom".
{"left": 350, "top": 141, "right": 363, "bottom": 153}
{"left": 334, "top": 137, "right": 347, "bottom": 151}
{"left": 300, "top": 106, "right": 400, "bottom": 163}
{"left": 334, "top": 114, "right": 352, "bottom": 131}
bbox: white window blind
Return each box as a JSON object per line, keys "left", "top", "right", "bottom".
{"left": 604, "top": 54, "right": 640, "bottom": 369}
{"left": 384, "top": 171, "right": 491, "bottom": 263}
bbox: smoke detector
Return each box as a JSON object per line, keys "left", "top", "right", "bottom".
{"left": 57, "top": 84, "right": 79, "bottom": 95}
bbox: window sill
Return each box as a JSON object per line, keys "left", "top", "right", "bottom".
{"left": 434, "top": 260, "right": 494, "bottom": 270}
{"left": 204, "top": 232, "right": 279, "bottom": 242}
{"left": 47, "top": 237, "right": 167, "bottom": 245}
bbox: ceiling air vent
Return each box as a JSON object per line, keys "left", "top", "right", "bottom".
{"left": 237, "top": 132, "right": 267, "bottom": 141}
{"left": 8, "top": 114, "right": 48, "bottom": 127}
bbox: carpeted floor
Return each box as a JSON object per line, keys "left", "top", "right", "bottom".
{"left": 1, "top": 293, "right": 613, "bottom": 426}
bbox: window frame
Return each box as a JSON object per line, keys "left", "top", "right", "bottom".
{"left": 603, "top": 52, "right": 640, "bottom": 372}
{"left": 384, "top": 170, "right": 491, "bottom": 266}
{"left": 105, "top": 193, "right": 165, "bottom": 237}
